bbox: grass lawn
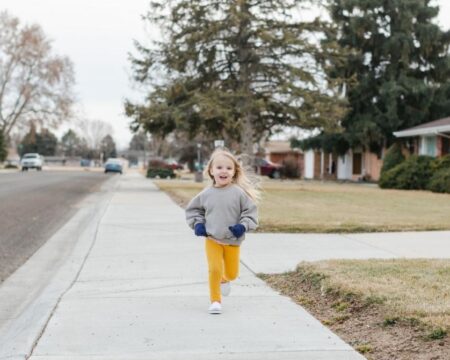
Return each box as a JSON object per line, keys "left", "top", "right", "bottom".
{"left": 153, "top": 178, "right": 450, "bottom": 233}
{"left": 261, "top": 259, "right": 450, "bottom": 359}
{"left": 152, "top": 176, "right": 450, "bottom": 357}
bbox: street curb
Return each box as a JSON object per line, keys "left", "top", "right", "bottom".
{"left": 0, "top": 177, "right": 118, "bottom": 359}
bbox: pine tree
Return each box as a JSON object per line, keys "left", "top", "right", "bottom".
{"left": 326, "top": 0, "right": 450, "bottom": 151}
{"left": 100, "top": 135, "right": 117, "bottom": 160}
{"left": 60, "top": 129, "right": 83, "bottom": 156}
{"left": 126, "top": 0, "right": 346, "bottom": 157}
{"left": 19, "top": 126, "right": 58, "bottom": 156}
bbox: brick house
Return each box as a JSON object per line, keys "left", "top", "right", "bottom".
{"left": 303, "top": 148, "right": 383, "bottom": 181}
{"left": 393, "top": 116, "right": 450, "bottom": 157}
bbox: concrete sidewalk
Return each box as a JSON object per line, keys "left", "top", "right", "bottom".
{"left": 243, "top": 231, "right": 450, "bottom": 274}
{"left": 0, "top": 172, "right": 367, "bottom": 360}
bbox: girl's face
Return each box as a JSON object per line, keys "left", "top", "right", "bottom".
{"left": 210, "top": 154, "right": 235, "bottom": 187}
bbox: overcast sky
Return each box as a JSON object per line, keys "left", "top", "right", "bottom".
{"left": 1, "top": 0, "right": 450, "bottom": 149}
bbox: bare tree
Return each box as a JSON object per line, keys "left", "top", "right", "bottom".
{"left": 77, "top": 118, "right": 114, "bottom": 152}
{"left": 0, "top": 11, "right": 75, "bottom": 137}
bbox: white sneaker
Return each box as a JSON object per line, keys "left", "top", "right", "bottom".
{"left": 220, "top": 281, "right": 231, "bottom": 296}
{"left": 208, "top": 301, "right": 222, "bottom": 314}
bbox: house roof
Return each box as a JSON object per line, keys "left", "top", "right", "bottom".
{"left": 394, "top": 117, "right": 450, "bottom": 137}
{"left": 265, "top": 140, "right": 301, "bottom": 154}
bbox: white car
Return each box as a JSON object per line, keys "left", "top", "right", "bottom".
{"left": 21, "top": 153, "right": 44, "bottom": 171}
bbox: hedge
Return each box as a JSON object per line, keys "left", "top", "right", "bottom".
{"left": 431, "top": 154, "right": 450, "bottom": 172}
{"left": 379, "top": 155, "right": 434, "bottom": 190}
{"left": 381, "top": 143, "right": 405, "bottom": 174}
{"left": 147, "top": 168, "right": 175, "bottom": 179}
{"left": 428, "top": 168, "right": 450, "bottom": 193}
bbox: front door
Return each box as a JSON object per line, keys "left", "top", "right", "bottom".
{"left": 352, "top": 153, "right": 362, "bottom": 175}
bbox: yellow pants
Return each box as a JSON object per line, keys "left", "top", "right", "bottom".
{"left": 205, "top": 238, "right": 240, "bottom": 302}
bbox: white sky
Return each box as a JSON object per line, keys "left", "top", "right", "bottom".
{"left": 1, "top": 0, "right": 449, "bottom": 149}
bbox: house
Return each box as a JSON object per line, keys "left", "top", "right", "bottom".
{"left": 263, "top": 140, "right": 304, "bottom": 176}
{"left": 303, "top": 149, "right": 383, "bottom": 181}
{"left": 265, "top": 140, "right": 303, "bottom": 164}
{"left": 393, "top": 116, "right": 450, "bottom": 157}
{"left": 302, "top": 117, "right": 450, "bottom": 181}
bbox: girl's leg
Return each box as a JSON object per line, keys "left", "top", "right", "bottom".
{"left": 223, "top": 245, "right": 240, "bottom": 282}
{"left": 205, "top": 238, "right": 224, "bottom": 303}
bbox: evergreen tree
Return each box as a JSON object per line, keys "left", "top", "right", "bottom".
{"left": 129, "top": 132, "right": 148, "bottom": 151}
{"left": 19, "top": 126, "right": 58, "bottom": 156}
{"left": 36, "top": 129, "right": 58, "bottom": 156}
{"left": 326, "top": 0, "right": 450, "bottom": 151}
{"left": 60, "top": 129, "right": 83, "bottom": 156}
{"left": 126, "top": 0, "right": 346, "bottom": 157}
{"left": 19, "top": 124, "right": 37, "bottom": 156}
{"left": 100, "top": 134, "right": 117, "bottom": 160}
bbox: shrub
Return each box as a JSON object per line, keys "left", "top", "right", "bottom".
{"left": 379, "top": 169, "right": 397, "bottom": 189}
{"left": 431, "top": 154, "right": 450, "bottom": 172}
{"left": 427, "top": 327, "right": 447, "bottom": 340}
{"left": 428, "top": 168, "right": 450, "bottom": 193}
{"left": 379, "top": 155, "right": 434, "bottom": 190}
{"left": 4, "top": 163, "right": 18, "bottom": 169}
{"left": 381, "top": 143, "right": 405, "bottom": 174}
{"left": 147, "top": 167, "right": 175, "bottom": 179}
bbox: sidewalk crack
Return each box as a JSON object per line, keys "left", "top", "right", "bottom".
{"left": 339, "top": 234, "right": 401, "bottom": 257}
{"left": 25, "top": 190, "right": 115, "bottom": 359}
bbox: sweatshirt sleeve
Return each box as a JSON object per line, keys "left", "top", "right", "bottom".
{"left": 185, "top": 193, "right": 205, "bottom": 229}
{"left": 239, "top": 194, "right": 258, "bottom": 231}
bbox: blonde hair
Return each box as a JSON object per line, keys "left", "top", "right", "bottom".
{"left": 204, "top": 148, "right": 261, "bottom": 204}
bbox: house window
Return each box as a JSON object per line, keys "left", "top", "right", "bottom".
{"left": 352, "top": 153, "right": 362, "bottom": 174}
{"left": 422, "top": 136, "right": 437, "bottom": 157}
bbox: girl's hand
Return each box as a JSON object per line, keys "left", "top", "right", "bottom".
{"left": 228, "top": 224, "right": 246, "bottom": 238}
{"left": 194, "top": 223, "right": 207, "bottom": 236}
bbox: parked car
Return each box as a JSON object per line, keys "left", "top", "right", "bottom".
{"left": 255, "top": 158, "right": 283, "bottom": 179}
{"left": 148, "top": 158, "right": 183, "bottom": 170}
{"left": 21, "top": 153, "right": 44, "bottom": 171}
{"left": 80, "top": 159, "right": 91, "bottom": 167}
{"left": 104, "top": 158, "right": 123, "bottom": 174}
{"left": 165, "top": 158, "right": 184, "bottom": 170}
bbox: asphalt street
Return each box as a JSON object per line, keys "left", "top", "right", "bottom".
{"left": 0, "top": 170, "right": 110, "bottom": 283}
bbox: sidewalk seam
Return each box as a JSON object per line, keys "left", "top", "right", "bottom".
{"left": 25, "top": 185, "right": 115, "bottom": 360}
{"left": 339, "top": 234, "right": 401, "bottom": 257}
{"left": 240, "top": 258, "right": 257, "bottom": 276}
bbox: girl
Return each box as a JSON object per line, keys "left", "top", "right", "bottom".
{"left": 185, "top": 148, "right": 260, "bottom": 314}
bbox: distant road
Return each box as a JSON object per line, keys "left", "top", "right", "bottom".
{"left": 0, "top": 170, "right": 110, "bottom": 283}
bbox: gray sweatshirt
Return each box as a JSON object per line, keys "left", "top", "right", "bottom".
{"left": 185, "top": 184, "right": 258, "bottom": 245}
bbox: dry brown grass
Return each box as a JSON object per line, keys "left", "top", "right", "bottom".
{"left": 262, "top": 259, "right": 450, "bottom": 359}
{"left": 295, "top": 259, "right": 450, "bottom": 329}
{"left": 154, "top": 178, "right": 450, "bottom": 233}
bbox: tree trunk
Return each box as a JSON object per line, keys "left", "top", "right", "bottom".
{"left": 241, "top": 112, "right": 254, "bottom": 165}
{"left": 0, "top": 128, "right": 7, "bottom": 162}
{"left": 237, "top": 0, "right": 255, "bottom": 167}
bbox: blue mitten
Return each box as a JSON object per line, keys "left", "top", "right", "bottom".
{"left": 194, "top": 223, "right": 207, "bottom": 236}
{"left": 228, "top": 224, "right": 246, "bottom": 238}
